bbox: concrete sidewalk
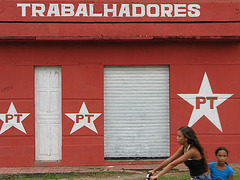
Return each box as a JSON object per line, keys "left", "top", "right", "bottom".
{"left": 0, "top": 163, "right": 185, "bottom": 175}
{"left": 0, "top": 163, "right": 239, "bottom": 176}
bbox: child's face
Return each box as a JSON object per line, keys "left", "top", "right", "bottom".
{"left": 216, "top": 150, "right": 228, "bottom": 165}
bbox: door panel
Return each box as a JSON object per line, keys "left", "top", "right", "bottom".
{"left": 35, "top": 66, "right": 62, "bottom": 161}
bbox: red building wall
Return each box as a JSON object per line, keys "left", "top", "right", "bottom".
{"left": 0, "top": 42, "right": 239, "bottom": 167}
{"left": 0, "top": 0, "right": 239, "bottom": 168}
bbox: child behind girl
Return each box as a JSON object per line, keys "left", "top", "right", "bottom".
{"left": 209, "top": 147, "right": 234, "bottom": 180}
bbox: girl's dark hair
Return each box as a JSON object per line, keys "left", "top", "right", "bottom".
{"left": 215, "top": 146, "right": 229, "bottom": 156}
{"left": 215, "top": 147, "right": 229, "bottom": 165}
{"left": 178, "top": 126, "right": 209, "bottom": 170}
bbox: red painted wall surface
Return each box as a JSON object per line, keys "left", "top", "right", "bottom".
{"left": 0, "top": 42, "right": 239, "bottom": 167}
{"left": 0, "top": 66, "right": 34, "bottom": 166}
{"left": 0, "top": 0, "right": 239, "bottom": 40}
{"left": 62, "top": 65, "right": 104, "bottom": 165}
{"left": 170, "top": 65, "right": 240, "bottom": 163}
{"left": 0, "top": 0, "right": 239, "bottom": 168}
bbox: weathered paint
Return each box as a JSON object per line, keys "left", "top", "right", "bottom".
{"left": 0, "top": 0, "right": 239, "bottom": 168}
{"left": 0, "top": 0, "right": 239, "bottom": 40}
{"left": 0, "top": 42, "right": 239, "bottom": 167}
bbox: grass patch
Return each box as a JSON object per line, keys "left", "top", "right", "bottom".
{"left": 0, "top": 167, "right": 239, "bottom": 180}
{"left": 233, "top": 167, "right": 240, "bottom": 179}
{"left": 0, "top": 171, "right": 132, "bottom": 180}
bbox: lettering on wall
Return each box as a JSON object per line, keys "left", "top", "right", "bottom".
{"left": 16, "top": 3, "right": 200, "bottom": 18}
{"left": 1, "top": 86, "right": 14, "bottom": 93}
{"left": 0, "top": 102, "right": 30, "bottom": 134}
{"left": 65, "top": 102, "right": 101, "bottom": 134}
{"left": 178, "top": 72, "right": 233, "bottom": 132}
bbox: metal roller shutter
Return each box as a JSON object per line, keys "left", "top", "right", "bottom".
{"left": 104, "top": 66, "right": 169, "bottom": 159}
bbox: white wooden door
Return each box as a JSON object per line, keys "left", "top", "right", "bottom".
{"left": 35, "top": 66, "right": 62, "bottom": 161}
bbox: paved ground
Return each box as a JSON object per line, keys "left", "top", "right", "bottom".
{"left": 0, "top": 163, "right": 239, "bottom": 175}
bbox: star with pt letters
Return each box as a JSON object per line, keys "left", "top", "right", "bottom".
{"left": 178, "top": 73, "right": 233, "bottom": 132}
{"left": 0, "top": 102, "right": 30, "bottom": 134}
{"left": 65, "top": 102, "right": 101, "bottom": 134}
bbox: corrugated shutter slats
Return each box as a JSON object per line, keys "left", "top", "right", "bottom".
{"left": 104, "top": 66, "right": 169, "bottom": 158}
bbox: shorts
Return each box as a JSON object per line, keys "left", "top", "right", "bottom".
{"left": 190, "top": 174, "right": 211, "bottom": 180}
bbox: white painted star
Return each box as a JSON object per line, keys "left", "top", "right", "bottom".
{"left": 65, "top": 102, "right": 101, "bottom": 134}
{"left": 0, "top": 102, "right": 30, "bottom": 134}
{"left": 178, "top": 72, "right": 233, "bottom": 132}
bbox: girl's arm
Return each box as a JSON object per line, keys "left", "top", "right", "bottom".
{"left": 150, "top": 148, "right": 196, "bottom": 179}
{"left": 228, "top": 175, "right": 233, "bottom": 180}
{"left": 149, "top": 146, "right": 184, "bottom": 174}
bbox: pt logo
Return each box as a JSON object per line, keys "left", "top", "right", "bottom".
{"left": 65, "top": 102, "right": 101, "bottom": 134}
{"left": 196, "top": 97, "right": 217, "bottom": 109}
{"left": 0, "top": 102, "right": 30, "bottom": 134}
{"left": 178, "top": 73, "right": 233, "bottom": 132}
